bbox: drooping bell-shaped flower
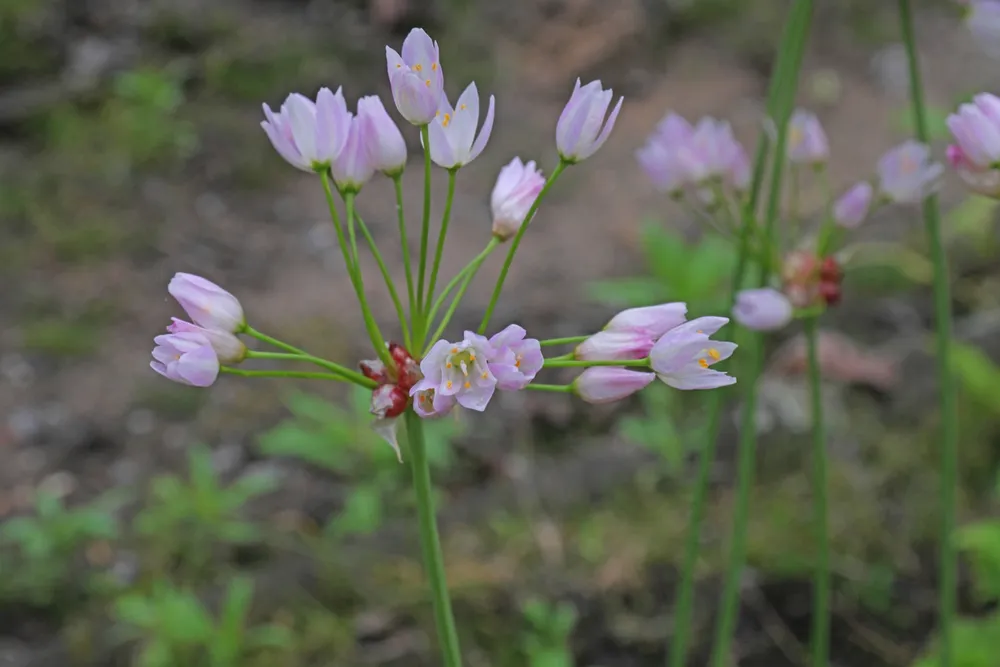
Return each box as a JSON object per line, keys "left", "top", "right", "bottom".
{"left": 649, "top": 317, "right": 737, "bottom": 390}
{"left": 425, "top": 82, "right": 495, "bottom": 169}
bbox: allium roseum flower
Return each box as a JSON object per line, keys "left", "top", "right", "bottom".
{"left": 948, "top": 143, "right": 1000, "bottom": 197}
{"left": 386, "top": 28, "right": 445, "bottom": 125}
{"left": 487, "top": 324, "right": 543, "bottom": 390}
{"left": 638, "top": 115, "right": 750, "bottom": 193}
{"left": 575, "top": 331, "right": 656, "bottom": 361}
{"left": 491, "top": 157, "right": 545, "bottom": 240}
{"left": 261, "top": 87, "right": 351, "bottom": 172}
{"left": 556, "top": 79, "right": 623, "bottom": 163}
{"left": 732, "top": 288, "right": 793, "bottom": 332}
{"left": 168, "top": 273, "right": 245, "bottom": 333}
{"left": 948, "top": 93, "right": 1000, "bottom": 166}
{"left": 150, "top": 332, "right": 220, "bottom": 387}
{"left": 604, "top": 302, "right": 688, "bottom": 338}
{"left": 876, "top": 140, "right": 943, "bottom": 204}
{"left": 425, "top": 82, "right": 495, "bottom": 168}
{"left": 786, "top": 109, "right": 829, "bottom": 165}
{"left": 965, "top": 1, "right": 1000, "bottom": 59}
{"left": 573, "top": 367, "right": 655, "bottom": 404}
{"left": 411, "top": 332, "right": 498, "bottom": 411}
{"left": 167, "top": 318, "right": 246, "bottom": 364}
{"left": 413, "top": 386, "right": 457, "bottom": 418}
{"left": 358, "top": 95, "right": 407, "bottom": 176}
{"left": 833, "top": 182, "right": 874, "bottom": 228}
{"left": 650, "top": 317, "right": 737, "bottom": 390}
{"left": 332, "top": 114, "right": 375, "bottom": 192}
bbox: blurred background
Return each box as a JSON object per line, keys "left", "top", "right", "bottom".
{"left": 2, "top": 0, "right": 1000, "bottom": 665}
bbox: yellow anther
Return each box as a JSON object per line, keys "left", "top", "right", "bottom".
{"left": 696, "top": 329, "right": 704, "bottom": 334}
{"left": 707, "top": 348, "right": 721, "bottom": 361}
{"left": 469, "top": 353, "right": 476, "bottom": 361}
{"left": 460, "top": 103, "right": 467, "bottom": 110}
{"left": 451, "top": 347, "right": 458, "bottom": 354}
{"left": 446, "top": 381, "right": 453, "bottom": 389}
{"left": 481, "top": 372, "right": 488, "bottom": 379}
{"left": 446, "top": 362, "right": 452, "bottom": 368}
{"left": 698, "top": 358, "right": 709, "bottom": 368}
{"left": 432, "top": 62, "right": 438, "bottom": 71}
{"left": 414, "top": 63, "right": 423, "bottom": 72}
{"left": 442, "top": 113, "right": 452, "bottom": 127}
{"left": 395, "top": 63, "right": 402, "bottom": 69}
{"left": 464, "top": 381, "right": 471, "bottom": 389}
{"left": 425, "top": 79, "right": 431, "bottom": 87}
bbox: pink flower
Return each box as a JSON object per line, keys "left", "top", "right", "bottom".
{"left": 604, "top": 303, "right": 688, "bottom": 338}
{"left": 386, "top": 29, "right": 445, "bottom": 125}
{"left": 491, "top": 157, "right": 545, "bottom": 240}
{"left": 637, "top": 114, "right": 750, "bottom": 193}
{"left": 261, "top": 87, "right": 351, "bottom": 172}
{"left": 573, "top": 367, "right": 655, "bottom": 404}
{"left": 167, "top": 318, "right": 246, "bottom": 364}
{"left": 948, "top": 143, "right": 1000, "bottom": 197}
{"left": 358, "top": 95, "right": 407, "bottom": 176}
{"left": 786, "top": 109, "right": 829, "bottom": 165}
{"left": 947, "top": 93, "right": 1000, "bottom": 168}
{"left": 575, "top": 331, "right": 655, "bottom": 361}
{"left": 425, "top": 82, "right": 495, "bottom": 168}
{"left": 168, "top": 273, "right": 245, "bottom": 333}
{"left": 332, "top": 113, "right": 375, "bottom": 192}
{"left": 487, "top": 324, "right": 543, "bottom": 390}
{"left": 150, "top": 332, "right": 220, "bottom": 387}
{"left": 410, "top": 332, "right": 498, "bottom": 411}
{"left": 833, "top": 182, "right": 874, "bottom": 228}
{"left": 650, "top": 317, "right": 737, "bottom": 390}
{"left": 732, "top": 289, "right": 793, "bottom": 332}
{"left": 876, "top": 140, "right": 943, "bottom": 204}
{"left": 413, "top": 387, "right": 456, "bottom": 418}
{"left": 556, "top": 79, "right": 623, "bottom": 162}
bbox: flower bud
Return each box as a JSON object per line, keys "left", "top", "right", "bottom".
{"left": 150, "top": 332, "right": 220, "bottom": 387}
{"left": 332, "top": 114, "right": 375, "bottom": 193}
{"left": 389, "top": 342, "right": 422, "bottom": 391}
{"left": 168, "top": 273, "right": 245, "bottom": 333}
{"left": 556, "top": 79, "right": 623, "bottom": 163}
{"left": 603, "top": 303, "right": 688, "bottom": 338}
{"left": 358, "top": 95, "right": 407, "bottom": 176}
{"left": 732, "top": 289, "right": 793, "bottom": 332}
{"left": 360, "top": 359, "right": 389, "bottom": 384}
{"left": 167, "top": 318, "right": 246, "bottom": 364}
{"left": 833, "top": 182, "right": 874, "bottom": 228}
{"left": 573, "top": 367, "right": 655, "bottom": 404}
{"left": 490, "top": 158, "right": 544, "bottom": 241}
{"left": 371, "top": 384, "right": 409, "bottom": 419}
{"left": 575, "top": 331, "right": 654, "bottom": 361}
{"left": 787, "top": 109, "right": 829, "bottom": 165}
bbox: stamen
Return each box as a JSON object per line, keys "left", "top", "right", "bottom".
{"left": 425, "top": 79, "right": 431, "bottom": 87}
{"left": 395, "top": 63, "right": 402, "bottom": 69}
{"left": 446, "top": 380, "right": 453, "bottom": 389}
{"left": 698, "top": 358, "right": 709, "bottom": 368}
{"left": 451, "top": 347, "right": 458, "bottom": 354}
{"left": 414, "top": 63, "right": 423, "bottom": 72}
{"left": 460, "top": 103, "right": 467, "bottom": 110}
{"left": 707, "top": 348, "right": 721, "bottom": 361}
{"left": 464, "top": 381, "right": 471, "bottom": 389}
{"left": 442, "top": 113, "right": 452, "bottom": 127}
{"left": 468, "top": 353, "right": 476, "bottom": 361}
{"left": 446, "top": 362, "right": 452, "bottom": 368}
{"left": 480, "top": 371, "right": 488, "bottom": 379}
{"left": 431, "top": 62, "right": 438, "bottom": 71}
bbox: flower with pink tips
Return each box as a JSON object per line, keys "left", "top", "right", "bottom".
{"left": 261, "top": 87, "right": 352, "bottom": 172}
{"left": 491, "top": 157, "right": 545, "bottom": 240}
{"left": 650, "top": 317, "right": 737, "bottom": 390}
{"left": 150, "top": 332, "right": 220, "bottom": 387}
{"left": 573, "top": 367, "right": 655, "bottom": 404}
{"left": 556, "top": 79, "right": 623, "bottom": 163}
{"left": 425, "top": 82, "right": 495, "bottom": 168}
{"left": 386, "top": 28, "right": 445, "bottom": 126}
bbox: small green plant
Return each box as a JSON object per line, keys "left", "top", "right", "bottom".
{"left": 135, "top": 445, "right": 278, "bottom": 580}
{"left": 114, "top": 576, "right": 291, "bottom": 667}
{"left": 259, "top": 386, "right": 463, "bottom": 537}
{"left": 587, "top": 222, "right": 738, "bottom": 317}
{"left": 521, "top": 597, "right": 578, "bottom": 667}
{"left": 0, "top": 490, "right": 125, "bottom": 607}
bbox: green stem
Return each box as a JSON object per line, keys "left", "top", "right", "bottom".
{"left": 710, "top": 2, "right": 813, "bottom": 666}
{"left": 804, "top": 317, "right": 830, "bottom": 667}
{"left": 898, "top": 2, "right": 958, "bottom": 666}
{"left": 525, "top": 383, "right": 573, "bottom": 393}
{"left": 539, "top": 336, "right": 589, "bottom": 347}
{"left": 423, "top": 241, "right": 500, "bottom": 342}
{"left": 244, "top": 327, "right": 309, "bottom": 355}
{"left": 220, "top": 368, "right": 348, "bottom": 382}
{"left": 477, "top": 161, "right": 568, "bottom": 335}
{"left": 244, "top": 351, "right": 377, "bottom": 388}
{"left": 404, "top": 410, "right": 463, "bottom": 667}
{"left": 543, "top": 358, "right": 648, "bottom": 368}
{"left": 426, "top": 168, "right": 458, "bottom": 315}
{"left": 321, "top": 173, "right": 393, "bottom": 368}
{"left": 356, "top": 212, "right": 412, "bottom": 350}
{"left": 416, "top": 124, "right": 433, "bottom": 338}
{"left": 393, "top": 175, "right": 417, "bottom": 327}
{"left": 423, "top": 239, "right": 500, "bottom": 353}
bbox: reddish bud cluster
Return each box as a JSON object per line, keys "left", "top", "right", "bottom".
{"left": 781, "top": 251, "right": 843, "bottom": 309}
{"left": 362, "top": 343, "right": 423, "bottom": 419}
{"left": 818, "top": 257, "right": 842, "bottom": 306}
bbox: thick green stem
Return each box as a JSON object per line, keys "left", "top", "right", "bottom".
{"left": 243, "top": 351, "right": 376, "bottom": 388}
{"left": 539, "top": 336, "right": 589, "bottom": 347}
{"left": 416, "top": 125, "right": 434, "bottom": 339}
{"left": 477, "top": 161, "right": 567, "bottom": 335}
{"left": 898, "top": 2, "right": 958, "bottom": 665}
{"left": 426, "top": 168, "right": 458, "bottom": 314}
{"left": 356, "top": 212, "right": 412, "bottom": 350}
{"left": 804, "top": 317, "right": 830, "bottom": 667}
{"left": 393, "top": 175, "right": 417, "bottom": 326}
{"left": 709, "top": 2, "right": 813, "bottom": 666}
{"left": 405, "top": 410, "right": 463, "bottom": 667}
{"left": 320, "top": 174, "right": 392, "bottom": 368}
{"left": 220, "top": 368, "right": 348, "bottom": 382}
{"left": 543, "top": 358, "right": 648, "bottom": 368}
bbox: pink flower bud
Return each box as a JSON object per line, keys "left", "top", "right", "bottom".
{"left": 575, "top": 331, "right": 654, "bottom": 361}
{"left": 389, "top": 342, "right": 423, "bottom": 391}
{"left": 573, "top": 367, "right": 655, "bottom": 404}
{"left": 167, "top": 318, "right": 246, "bottom": 364}
{"left": 358, "top": 95, "right": 407, "bottom": 176}
{"left": 386, "top": 29, "right": 445, "bottom": 126}
{"left": 732, "top": 288, "right": 793, "bottom": 332}
{"left": 168, "top": 273, "right": 245, "bottom": 333}
{"left": 332, "top": 114, "right": 375, "bottom": 192}
{"left": 556, "top": 79, "right": 623, "bottom": 163}
{"left": 371, "top": 384, "right": 409, "bottom": 419}
{"left": 260, "top": 87, "right": 351, "bottom": 172}
{"left": 150, "top": 332, "right": 220, "bottom": 387}
{"left": 787, "top": 109, "right": 829, "bottom": 165}
{"left": 359, "top": 359, "right": 390, "bottom": 384}
{"left": 490, "top": 158, "right": 544, "bottom": 241}
{"left": 876, "top": 140, "right": 943, "bottom": 204}
{"left": 426, "top": 82, "right": 495, "bottom": 168}
{"left": 603, "top": 303, "right": 688, "bottom": 338}
{"left": 833, "top": 182, "right": 874, "bottom": 228}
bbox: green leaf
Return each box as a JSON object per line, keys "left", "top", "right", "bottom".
{"left": 114, "top": 594, "right": 157, "bottom": 627}
{"left": 328, "top": 485, "right": 383, "bottom": 537}
{"left": 951, "top": 342, "right": 1000, "bottom": 416}
{"left": 958, "top": 520, "right": 1000, "bottom": 600}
